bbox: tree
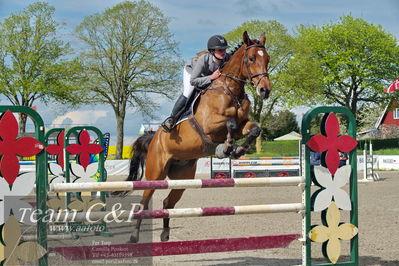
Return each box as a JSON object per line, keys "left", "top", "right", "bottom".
{"left": 0, "top": 2, "right": 85, "bottom": 133}
{"left": 284, "top": 15, "right": 399, "bottom": 117}
{"left": 224, "top": 20, "right": 295, "bottom": 151}
{"left": 357, "top": 102, "right": 386, "bottom": 132}
{"left": 76, "top": 1, "right": 182, "bottom": 158}
{"left": 261, "top": 110, "right": 299, "bottom": 140}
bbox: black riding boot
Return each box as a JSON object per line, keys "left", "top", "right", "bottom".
{"left": 161, "top": 94, "right": 188, "bottom": 132}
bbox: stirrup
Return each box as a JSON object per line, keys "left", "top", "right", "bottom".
{"left": 161, "top": 117, "right": 175, "bottom": 132}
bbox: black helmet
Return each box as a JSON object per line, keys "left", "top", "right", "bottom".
{"left": 207, "top": 35, "right": 229, "bottom": 50}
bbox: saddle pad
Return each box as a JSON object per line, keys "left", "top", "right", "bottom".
{"left": 175, "top": 93, "right": 201, "bottom": 126}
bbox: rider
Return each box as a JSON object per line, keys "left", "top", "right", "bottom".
{"left": 161, "top": 34, "right": 231, "bottom": 132}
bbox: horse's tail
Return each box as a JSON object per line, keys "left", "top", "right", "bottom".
{"left": 126, "top": 132, "right": 155, "bottom": 181}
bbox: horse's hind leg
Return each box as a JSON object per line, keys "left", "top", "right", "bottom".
{"left": 129, "top": 189, "right": 155, "bottom": 243}
{"left": 130, "top": 155, "right": 169, "bottom": 243}
{"left": 161, "top": 159, "right": 197, "bottom": 242}
{"left": 160, "top": 189, "right": 185, "bottom": 241}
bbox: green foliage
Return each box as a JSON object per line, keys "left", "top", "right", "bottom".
{"left": 75, "top": 0, "right": 182, "bottom": 158}
{"left": 357, "top": 138, "right": 399, "bottom": 150}
{"left": 309, "top": 114, "right": 323, "bottom": 135}
{"left": 224, "top": 20, "right": 295, "bottom": 123}
{"left": 285, "top": 15, "right": 399, "bottom": 117}
{"left": 0, "top": 2, "right": 86, "bottom": 131}
{"left": 261, "top": 110, "right": 299, "bottom": 140}
{"left": 308, "top": 113, "right": 349, "bottom": 136}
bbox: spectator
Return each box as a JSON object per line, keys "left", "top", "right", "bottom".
{"left": 310, "top": 151, "right": 322, "bottom": 166}
{"left": 339, "top": 152, "right": 348, "bottom": 167}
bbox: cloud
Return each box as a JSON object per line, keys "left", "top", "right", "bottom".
{"left": 235, "top": 0, "right": 268, "bottom": 16}
{"left": 51, "top": 110, "right": 108, "bottom": 128}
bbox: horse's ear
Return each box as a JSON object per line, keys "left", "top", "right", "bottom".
{"left": 259, "top": 33, "right": 266, "bottom": 46}
{"left": 243, "top": 31, "right": 251, "bottom": 46}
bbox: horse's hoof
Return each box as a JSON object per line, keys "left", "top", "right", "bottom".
{"left": 160, "top": 228, "right": 170, "bottom": 242}
{"left": 230, "top": 146, "right": 246, "bottom": 159}
{"left": 111, "top": 190, "right": 130, "bottom": 198}
{"left": 128, "top": 235, "right": 139, "bottom": 243}
{"left": 229, "top": 152, "right": 240, "bottom": 159}
{"left": 128, "top": 230, "right": 140, "bottom": 243}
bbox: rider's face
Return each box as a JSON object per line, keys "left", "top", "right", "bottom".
{"left": 214, "top": 49, "right": 226, "bottom": 60}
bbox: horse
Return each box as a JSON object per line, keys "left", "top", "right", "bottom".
{"left": 125, "top": 31, "right": 271, "bottom": 243}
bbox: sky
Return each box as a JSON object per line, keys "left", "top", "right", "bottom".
{"left": 0, "top": 0, "right": 398, "bottom": 144}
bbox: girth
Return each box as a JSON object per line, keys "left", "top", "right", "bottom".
{"left": 188, "top": 116, "right": 220, "bottom": 155}
{"left": 187, "top": 87, "right": 244, "bottom": 155}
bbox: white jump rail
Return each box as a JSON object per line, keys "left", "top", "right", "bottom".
{"left": 49, "top": 176, "right": 305, "bottom": 193}
{"left": 49, "top": 203, "right": 305, "bottom": 223}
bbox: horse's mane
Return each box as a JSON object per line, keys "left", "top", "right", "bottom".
{"left": 229, "top": 42, "right": 243, "bottom": 57}
{"left": 228, "top": 39, "right": 261, "bottom": 57}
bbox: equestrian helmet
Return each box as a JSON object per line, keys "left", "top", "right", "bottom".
{"left": 207, "top": 35, "right": 230, "bottom": 50}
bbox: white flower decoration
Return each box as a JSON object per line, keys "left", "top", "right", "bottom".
{"left": 0, "top": 173, "right": 36, "bottom": 225}
{"left": 70, "top": 162, "right": 99, "bottom": 182}
{"left": 68, "top": 163, "right": 103, "bottom": 213}
{"left": 313, "top": 165, "right": 352, "bottom": 211}
{"left": 48, "top": 163, "right": 67, "bottom": 184}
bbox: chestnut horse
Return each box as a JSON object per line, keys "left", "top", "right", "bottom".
{"left": 126, "top": 31, "right": 271, "bottom": 243}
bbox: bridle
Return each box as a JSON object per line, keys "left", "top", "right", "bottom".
{"left": 221, "top": 43, "right": 269, "bottom": 89}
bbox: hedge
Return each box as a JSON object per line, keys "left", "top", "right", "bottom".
{"left": 357, "top": 138, "right": 399, "bottom": 150}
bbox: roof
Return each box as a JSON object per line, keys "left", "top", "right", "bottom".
{"left": 273, "top": 131, "right": 302, "bottom": 141}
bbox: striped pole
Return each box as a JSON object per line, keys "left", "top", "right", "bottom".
{"left": 50, "top": 234, "right": 301, "bottom": 259}
{"left": 49, "top": 176, "right": 304, "bottom": 193}
{"left": 50, "top": 203, "right": 305, "bottom": 223}
{"left": 234, "top": 162, "right": 298, "bottom": 166}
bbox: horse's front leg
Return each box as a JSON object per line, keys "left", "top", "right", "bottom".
{"left": 215, "top": 118, "right": 237, "bottom": 159}
{"left": 223, "top": 118, "right": 237, "bottom": 155}
{"left": 231, "top": 120, "right": 261, "bottom": 158}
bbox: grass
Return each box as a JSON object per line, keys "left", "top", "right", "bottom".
{"left": 246, "top": 140, "right": 300, "bottom": 157}
{"left": 246, "top": 140, "right": 399, "bottom": 157}
{"left": 363, "top": 148, "right": 399, "bottom": 155}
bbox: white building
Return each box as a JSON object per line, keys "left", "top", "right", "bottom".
{"left": 139, "top": 122, "right": 161, "bottom": 135}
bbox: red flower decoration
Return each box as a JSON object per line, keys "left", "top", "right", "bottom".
{"left": 0, "top": 110, "right": 44, "bottom": 185}
{"left": 306, "top": 112, "right": 358, "bottom": 176}
{"left": 66, "top": 130, "right": 103, "bottom": 169}
{"left": 46, "top": 131, "right": 65, "bottom": 169}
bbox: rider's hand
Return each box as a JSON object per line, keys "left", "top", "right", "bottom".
{"left": 210, "top": 69, "right": 221, "bottom": 80}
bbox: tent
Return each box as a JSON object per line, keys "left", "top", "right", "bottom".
{"left": 273, "top": 131, "right": 302, "bottom": 141}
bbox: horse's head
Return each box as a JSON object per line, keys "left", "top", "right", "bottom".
{"left": 241, "top": 31, "right": 271, "bottom": 99}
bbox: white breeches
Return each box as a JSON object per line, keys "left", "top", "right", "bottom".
{"left": 183, "top": 68, "right": 194, "bottom": 98}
